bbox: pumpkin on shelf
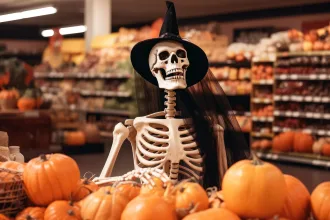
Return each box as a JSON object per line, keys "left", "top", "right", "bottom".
{"left": 0, "top": 214, "right": 9, "bottom": 220}
{"left": 182, "top": 208, "right": 240, "bottom": 220}
{"left": 293, "top": 132, "right": 314, "bottom": 153}
{"left": 272, "top": 132, "right": 295, "bottom": 152}
{"left": 174, "top": 181, "right": 209, "bottom": 219}
{"left": 72, "top": 173, "right": 99, "bottom": 202}
{"left": 17, "top": 89, "right": 37, "bottom": 111}
{"left": 80, "top": 186, "right": 130, "bottom": 220}
{"left": 83, "top": 123, "right": 101, "bottom": 144}
{"left": 44, "top": 200, "right": 81, "bottom": 220}
{"left": 23, "top": 154, "right": 80, "bottom": 206}
{"left": 279, "top": 175, "right": 310, "bottom": 220}
{"left": 222, "top": 154, "right": 286, "bottom": 219}
{"left": 64, "top": 131, "right": 86, "bottom": 146}
{"left": 311, "top": 182, "right": 330, "bottom": 220}
{"left": 16, "top": 207, "right": 46, "bottom": 220}
{"left": 0, "top": 89, "right": 19, "bottom": 110}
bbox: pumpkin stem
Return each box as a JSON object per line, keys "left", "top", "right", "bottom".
{"left": 26, "top": 216, "right": 33, "bottom": 220}
{"left": 83, "top": 171, "right": 96, "bottom": 181}
{"left": 251, "top": 152, "right": 263, "bottom": 166}
{"left": 179, "top": 187, "right": 185, "bottom": 193}
{"left": 68, "top": 200, "right": 74, "bottom": 206}
{"left": 39, "top": 154, "right": 47, "bottom": 161}
{"left": 67, "top": 210, "right": 75, "bottom": 216}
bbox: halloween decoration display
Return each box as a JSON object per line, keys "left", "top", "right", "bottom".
{"left": 94, "top": 1, "right": 249, "bottom": 189}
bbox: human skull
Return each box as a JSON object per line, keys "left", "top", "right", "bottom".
{"left": 149, "top": 41, "right": 190, "bottom": 90}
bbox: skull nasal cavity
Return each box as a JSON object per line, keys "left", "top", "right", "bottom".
{"left": 171, "top": 54, "right": 178, "bottom": 63}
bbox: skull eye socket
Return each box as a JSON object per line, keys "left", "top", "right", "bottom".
{"left": 176, "top": 49, "right": 186, "bottom": 58}
{"left": 159, "top": 51, "right": 170, "bottom": 60}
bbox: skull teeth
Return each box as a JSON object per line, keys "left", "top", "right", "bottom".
{"left": 166, "top": 75, "right": 184, "bottom": 80}
{"left": 167, "top": 68, "right": 183, "bottom": 74}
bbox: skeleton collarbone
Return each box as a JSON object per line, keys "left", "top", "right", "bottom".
{"left": 133, "top": 113, "right": 203, "bottom": 182}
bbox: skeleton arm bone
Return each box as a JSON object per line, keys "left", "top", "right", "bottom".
{"left": 98, "top": 122, "right": 129, "bottom": 178}
{"left": 213, "top": 124, "right": 227, "bottom": 180}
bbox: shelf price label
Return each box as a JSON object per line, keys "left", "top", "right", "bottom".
{"left": 292, "top": 112, "right": 300, "bottom": 117}
{"left": 320, "top": 74, "right": 327, "bottom": 80}
{"left": 285, "top": 111, "right": 292, "bottom": 117}
{"left": 291, "top": 74, "right": 298, "bottom": 80}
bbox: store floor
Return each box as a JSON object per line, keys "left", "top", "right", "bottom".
{"left": 71, "top": 140, "right": 330, "bottom": 192}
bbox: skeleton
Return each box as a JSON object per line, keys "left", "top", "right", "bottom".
{"left": 94, "top": 41, "right": 226, "bottom": 186}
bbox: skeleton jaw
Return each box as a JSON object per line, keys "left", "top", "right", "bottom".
{"left": 153, "top": 68, "right": 187, "bottom": 90}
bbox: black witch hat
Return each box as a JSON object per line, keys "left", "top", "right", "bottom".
{"left": 131, "top": 1, "right": 209, "bottom": 87}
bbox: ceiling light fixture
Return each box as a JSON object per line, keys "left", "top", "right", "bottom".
{"left": 0, "top": 6, "right": 57, "bottom": 23}
{"left": 41, "top": 25, "right": 87, "bottom": 37}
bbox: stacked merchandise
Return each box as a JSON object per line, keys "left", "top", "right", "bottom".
{"left": 251, "top": 24, "right": 330, "bottom": 167}
{"left": 251, "top": 61, "right": 274, "bottom": 150}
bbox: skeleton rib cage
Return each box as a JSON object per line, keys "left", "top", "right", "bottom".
{"left": 134, "top": 116, "right": 204, "bottom": 182}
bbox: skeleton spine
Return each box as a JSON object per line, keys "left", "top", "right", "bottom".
{"left": 164, "top": 90, "right": 176, "bottom": 119}
{"left": 169, "top": 162, "right": 179, "bottom": 181}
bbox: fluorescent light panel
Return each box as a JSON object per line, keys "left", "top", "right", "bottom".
{"left": 0, "top": 6, "right": 57, "bottom": 23}
{"left": 41, "top": 25, "right": 87, "bottom": 37}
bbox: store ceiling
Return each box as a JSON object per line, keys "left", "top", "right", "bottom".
{"left": 0, "top": 0, "right": 329, "bottom": 27}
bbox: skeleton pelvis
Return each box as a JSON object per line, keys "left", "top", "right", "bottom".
{"left": 133, "top": 116, "right": 203, "bottom": 181}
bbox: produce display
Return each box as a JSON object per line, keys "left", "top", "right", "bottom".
{"left": 219, "top": 81, "right": 251, "bottom": 95}
{"left": 2, "top": 151, "right": 330, "bottom": 220}
{"left": 211, "top": 66, "right": 251, "bottom": 80}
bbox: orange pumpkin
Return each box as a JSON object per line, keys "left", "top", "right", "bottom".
{"left": 280, "top": 175, "right": 310, "bottom": 220}
{"left": 0, "top": 214, "right": 9, "bottom": 220}
{"left": 23, "top": 154, "right": 80, "bottom": 206}
{"left": 0, "top": 89, "right": 19, "bottom": 100}
{"left": 182, "top": 208, "right": 240, "bottom": 220}
{"left": 83, "top": 124, "right": 100, "bottom": 144}
{"left": 0, "top": 161, "right": 25, "bottom": 181}
{"left": 72, "top": 177, "right": 99, "bottom": 202}
{"left": 140, "top": 177, "right": 166, "bottom": 196}
{"left": 0, "top": 161, "right": 25, "bottom": 172}
{"left": 44, "top": 200, "right": 81, "bottom": 220}
{"left": 16, "top": 207, "right": 46, "bottom": 220}
{"left": 80, "top": 186, "right": 130, "bottom": 220}
{"left": 64, "top": 131, "right": 86, "bottom": 146}
{"left": 17, "top": 98, "right": 36, "bottom": 111}
{"left": 113, "top": 181, "right": 141, "bottom": 201}
{"left": 273, "top": 132, "right": 295, "bottom": 152}
{"left": 222, "top": 154, "right": 286, "bottom": 219}
{"left": 311, "top": 182, "right": 330, "bottom": 220}
{"left": 175, "top": 182, "right": 209, "bottom": 218}
{"left": 322, "top": 143, "right": 330, "bottom": 157}
{"left": 121, "top": 194, "right": 177, "bottom": 220}
{"left": 293, "top": 133, "right": 314, "bottom": 153}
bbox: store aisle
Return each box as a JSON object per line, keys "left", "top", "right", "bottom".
{"left": 72, "top": 141, "right": 330, "bottom": 192}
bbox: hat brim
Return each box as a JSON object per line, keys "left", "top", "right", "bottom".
{"left": 131, "top": 37, "right": 209, "bottom": 87}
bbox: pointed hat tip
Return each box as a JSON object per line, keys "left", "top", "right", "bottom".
{"left": 166, "top": 1, "right": 174, "bottom": 8}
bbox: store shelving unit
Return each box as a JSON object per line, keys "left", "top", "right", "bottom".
{"left": 210, "top": 61, "right": 252, "bottom": 144}
{"left": 253, "top": 51, "right": 330, "bottom": 167}
{"left": 250, "top": 59, "right": 275, "bottom": 149}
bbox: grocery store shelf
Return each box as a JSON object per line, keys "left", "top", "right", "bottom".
{"left": 100, "top": 131, "right": 113, "bottom": 138}
{"left": 230, "top": 111, "right": 251, "bottom": 116}
{"left": 277, "top": 51, "right": 330, "bottom": 57}
{"left": 252, "top": 116, "right": 274, "bottom": 122}
{"left": 35, "top": 72, "right": 131, "bottom": 79}
{"left": 252, "top": 98, "right": 273, "bottom": 104}
{"left": 275, "top": 74, "right": 330, "bottom": 80}
{"left": 254, "top": 150, "right": 330, "bottom": 168}
{"left": 274, "top": 110, "right": 330, "bottom": 120}
{"left": 54, "top": 106, "right": 131, "bottom": 116}
{"left": 80, "top": 90, "right": 131, "bottom": 97}
{"left": 41, "top": 87, "right": 131, "bottom": 98}
{"left": 54, "top": 122, "right": 81, "bottom": 129}
{"left": 0, "top": 109, "right": 49, "bottom": 117}
{"left": 251, "top": 132, "right": 274, "bottom": 138}
{"left": 209, "top": 60, "right": 251, "bottom": 68}
{"left": 252, "top": 80, "right": 273, "bottom": 85}
{"left": 252, "top": 57, "right": 275, "bottom": 62}
{"left": 274, "top": 95, "right": 330, "bottom": 103}
{"left": 273, "top": 126, "right": 330, "bottom": 136}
